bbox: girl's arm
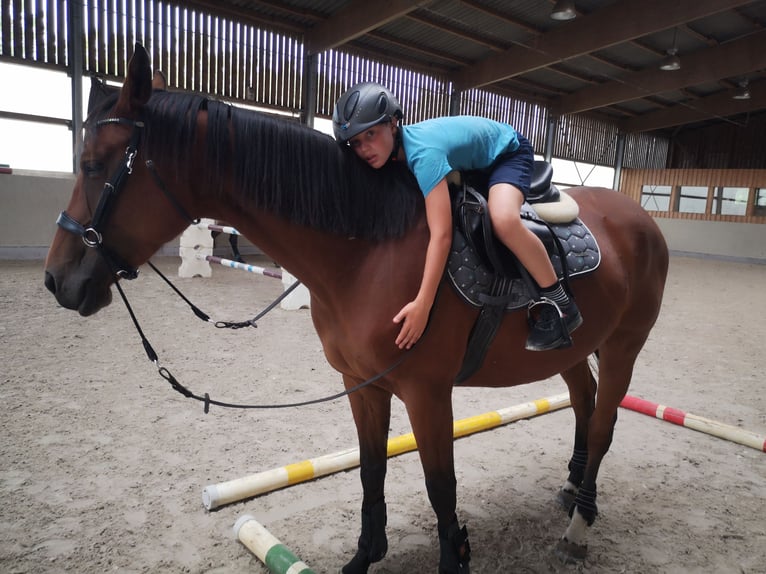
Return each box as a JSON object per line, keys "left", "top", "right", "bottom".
{"left": 393, "top": 177, "right": 452, "bottom": 349}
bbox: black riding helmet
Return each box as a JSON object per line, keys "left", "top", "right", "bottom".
{"left": 332, "top": 82, "right": 403, "bottom": 143}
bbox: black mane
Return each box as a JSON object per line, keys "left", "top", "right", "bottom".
{"left": 87, "top": 90, "right": 423, "bottom": 241}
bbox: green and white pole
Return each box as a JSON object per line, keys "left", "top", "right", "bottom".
{"left": 234, "top": 515, "right": 316, "bottom": 574}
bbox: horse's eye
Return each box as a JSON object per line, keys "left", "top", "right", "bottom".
{"left": 82, "top": 161, "right": 104, "bottom": 177}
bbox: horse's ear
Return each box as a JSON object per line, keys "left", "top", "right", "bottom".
{"left": 115, "top": 43, "right": 152, "bottom": 114}
{"left": 152, "top": 70, "right": 167, "bottom": 91}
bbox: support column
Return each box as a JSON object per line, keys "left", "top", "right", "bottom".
{"left": 449, "top": 88, "right": 461, "bottom": 116}
{"left": 613, "top": 131, "right": 626, "bottom": 191}
{"left": 300, "top": 52, "right": 318, "bottom": 128}
{"left": 67, "top": 0, "right": 84, "bottom": 173}
{"left": 544, "top": 113, "right": 558, "bottom": 162}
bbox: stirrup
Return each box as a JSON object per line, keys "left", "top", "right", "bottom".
{"left": 525, "top": 298, "right": 576, "bottom": 351}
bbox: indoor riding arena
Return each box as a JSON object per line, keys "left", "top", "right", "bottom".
{"left": 1, "top": 2, "right": 765, "bottom": 573}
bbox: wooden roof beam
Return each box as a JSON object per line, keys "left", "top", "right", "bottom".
{"left": 362, "top": 30, "right": 468, "bottom": 66}
{"left": 305, "top": 0, "right": 425, "bottom": 54}
{"left": 450, "top": 0, "right": 754, "bottom": 90}
{"left": 620, "top": 79, "right": 766, "bottom": 132}
{"left": 553, "top": 29, "right": 766, "bottom": 115}
{"left": 405, "top": 12, "right": 509, "bottom": 52}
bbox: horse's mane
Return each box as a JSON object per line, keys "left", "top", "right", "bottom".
{"left": 87, "top": 90, "right": 423, "bottom": 241}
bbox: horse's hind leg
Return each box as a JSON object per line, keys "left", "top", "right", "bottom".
{"left": 558, "top": 357, "right": 598, "bottom": 509}
{"left": 556, "top": 338, "right": 646, "bottom": 563}
{"left": 343, "top": 379, "right": 392, "bottom": 574}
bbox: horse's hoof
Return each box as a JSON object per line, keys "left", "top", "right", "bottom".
{"left": 341, "top": 551, "right": 371, "bottom": 574}
{"left": 557, "top": 487, "right": 577, "bottom": 510}
{"left": 554, "top": 536, "right": 587, "bottom": 564}
{"left": 438, "top": 521, "right": 471, "bottom": 574}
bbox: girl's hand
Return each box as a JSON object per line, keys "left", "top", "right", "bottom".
{"left": 393, "top": 299, "right": 429, "bottom": 349}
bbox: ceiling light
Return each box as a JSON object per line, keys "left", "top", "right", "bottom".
{"left": 659, "top": 48, "right": 681, "bottom": 71}
{"left": 733, "top": 80, "right": 751, "bottom": 100}
{"left": 551, "top": 0, "right": 576, "bottom": 21}
{"left": 659, "top": 28, "right": 681, "bottom": 71}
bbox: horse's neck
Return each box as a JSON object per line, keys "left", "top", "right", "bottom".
{"left": 219, "top": 208, "right": 366, "bottom": 298}
{"left": 222, "top": 204, "right": 427, "bottom": 311}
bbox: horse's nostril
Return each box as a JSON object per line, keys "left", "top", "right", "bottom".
{"left": 44, "top": 271, "right": 57, "bottom": 294}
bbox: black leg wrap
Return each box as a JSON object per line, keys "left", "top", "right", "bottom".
{"left": 566, "top": 448, "right": 588, "bottom": 486}
{"left": 342, "top": 499, "right": 387, "bottom": 574}
{"left": 438, "top": 518, "right": 471, "bottom": 574}
{"left": 569, "top": 486, "right": 598, "bottom": 526}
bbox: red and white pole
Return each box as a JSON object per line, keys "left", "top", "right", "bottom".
{"left": 620, "top": 395, "right": 766, "bottom": 452}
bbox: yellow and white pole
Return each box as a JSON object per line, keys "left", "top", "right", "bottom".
{"left": 204, "top": 392, "right": 571, "bottom": 510}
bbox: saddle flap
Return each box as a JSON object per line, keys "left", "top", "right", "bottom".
{"left": 455, "top": 186, "right": 512, "bottom": 278}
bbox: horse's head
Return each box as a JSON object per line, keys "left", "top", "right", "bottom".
{"left": 45, "top": 44, "right": 190, "bottom": 316}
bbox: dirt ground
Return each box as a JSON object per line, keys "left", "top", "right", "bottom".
{"left": 1, "top": 254, "right": 764, "bottom": 574}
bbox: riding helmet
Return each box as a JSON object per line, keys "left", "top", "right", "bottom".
{"left": 332, "top": 82, "right": 403, "bottom": 143}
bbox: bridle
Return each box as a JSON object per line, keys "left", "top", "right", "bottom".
{"left": 53, "top": 113, "right": 415, "bottom": 412}
{"left": 56, "top": 117, "right": 145, "bottom": 280}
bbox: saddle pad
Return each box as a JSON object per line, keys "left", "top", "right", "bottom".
{"left": 447, "top": 217, "right": 601, "bottom": 311}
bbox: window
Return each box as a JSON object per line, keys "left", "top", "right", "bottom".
{"left": 0, "top": 62, "right": 74, "bottom": 172}
{"left": 677, "top": 186, "right": 708, "bottom": 214}
{"left": 755, "top": 188, "right": 766, "bottom": 217}
{"left": 640, "top": 185, "right": 671, "bottom": 211}
{"left": 712, "top": 187, "right": 748, "bottom": 216}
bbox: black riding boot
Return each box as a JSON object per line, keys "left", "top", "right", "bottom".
{"left": 526, "top": 299, "right": 583, "bottom": 351}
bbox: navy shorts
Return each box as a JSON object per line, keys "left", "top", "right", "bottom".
{"left": 487, "top": 133, "right": 534, "bottom": 199}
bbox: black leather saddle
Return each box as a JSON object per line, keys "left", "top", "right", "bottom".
{"left": 446, "top": 161, "right": 600, "bottom": 383}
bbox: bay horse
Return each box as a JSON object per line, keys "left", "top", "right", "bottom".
{"left": 44, "top": 45, "right": 668, "bottom": 573}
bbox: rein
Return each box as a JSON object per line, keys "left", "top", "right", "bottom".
{"left": 57, "top": 115, "right": 413, "bottom": 413}
{"left": 113, "top": 275, "right": 411, "bottom": 413}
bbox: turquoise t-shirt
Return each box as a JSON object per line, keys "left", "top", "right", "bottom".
{"left": 400, "top": 116, "right": 519, "bottom": 196}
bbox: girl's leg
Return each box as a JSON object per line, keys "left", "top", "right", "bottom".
{"left": 487, "top": 182, "right": 582, "bottom": 350}
{"left": 487, "top": 183, "right": 557, "bottom": 288}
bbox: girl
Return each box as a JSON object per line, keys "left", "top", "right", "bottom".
{"left": 333, "top": 82, "right": 581, "bottom": 352}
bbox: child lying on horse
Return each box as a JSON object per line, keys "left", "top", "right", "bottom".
{"left": 332, "top": 83, "right": 582, "bottom": 351}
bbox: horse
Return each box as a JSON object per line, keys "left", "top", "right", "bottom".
{"left": 44, "top": 45, "right": 668, "bottom": 573}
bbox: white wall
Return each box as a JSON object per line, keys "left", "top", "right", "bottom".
{"left": 0, "top": 171, "right": 74, "bottom": 259}
{"left": 654, "top": 218, "right": 766, "bottom": 263}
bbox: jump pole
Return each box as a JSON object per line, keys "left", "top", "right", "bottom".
{"left": 202, "top": 254, "right": 283, "bottom": 279}
{"left": 620, "top": 395, "right": 766, "bottom": 452}
{"left": 203, "top": 392, "right": 571, "bottom": 510}
{"left": 202, "top": 222, "right": 242, "bottom": 236}
{"left": 234, "top": 515, "right": 316, "bottom": 574}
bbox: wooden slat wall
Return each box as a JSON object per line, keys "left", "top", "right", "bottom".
{"left": 0, "top": 0, "right": 66, "bottom": 65}
{"left": 314, "top": 49, "right": 451, "bottom": 124}
{"left": 621, "top": 168, "right": 766, "bottom": 223}
{"left": 554, "top": 113, "right": 619, "bottom": 168}
{"left": 460, "top": 89, "right": 549, "bottom": 154}
{"left": 669, "top": 115, "right": 766, "bottom": 169}
{"left": 624, "top": 131, "right": 670, "bottom": 170}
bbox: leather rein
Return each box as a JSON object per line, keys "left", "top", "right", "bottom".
{"left": 56, "top": 116, "right": 412, "bottom": 413}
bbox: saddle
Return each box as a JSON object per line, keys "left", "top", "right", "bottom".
{"left": 447, "top": 161, "right": 600, "bottom": 383}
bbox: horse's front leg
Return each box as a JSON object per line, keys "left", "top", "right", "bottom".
{"left": 342, "top": 378, "right": 392, "bottom": 574}
{"left": 405, "top": 388, "right": 471, "bottom": 574}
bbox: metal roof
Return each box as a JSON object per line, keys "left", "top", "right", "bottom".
{"left": 187, "top": 0, "right": 766, "bottom": 135}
